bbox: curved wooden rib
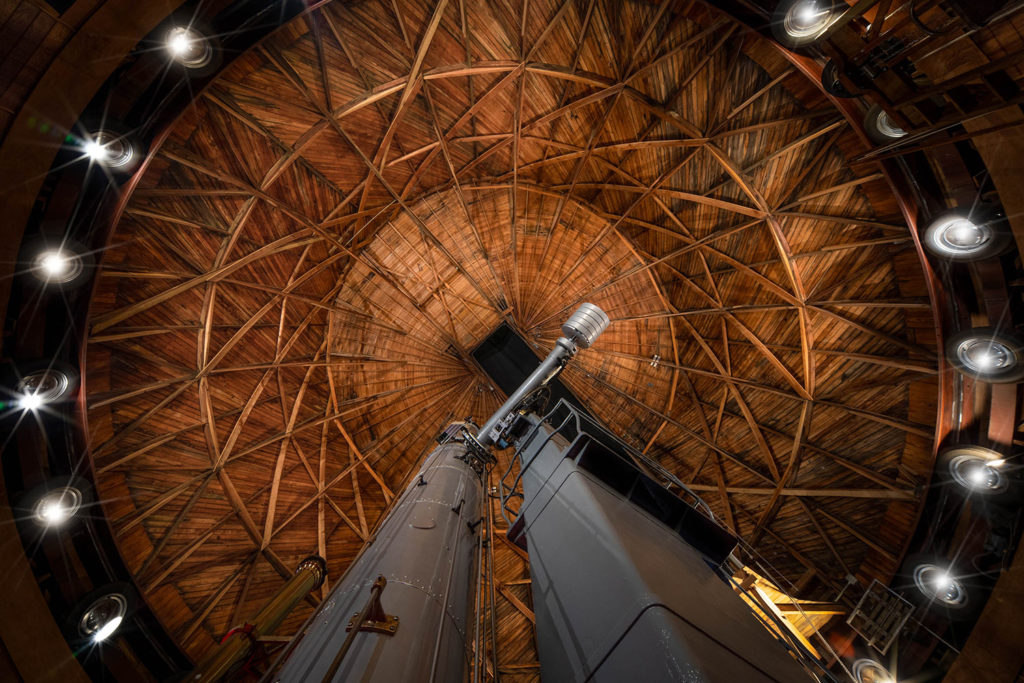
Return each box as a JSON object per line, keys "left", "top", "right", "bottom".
{"left": 83, "top": 0, "right": 937, "bottom": 660}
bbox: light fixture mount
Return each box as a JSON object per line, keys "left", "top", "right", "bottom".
{"left": 78, "top": 592, "right": 128, "bottom": 642}
{"left": 852, "top": 657, "right": 895, "bottom": 683}
{"left": 771, "top": 0, "right": 837, "bottom": 47}
{"left": 15, "top": 366, "right": 76, "bottom": 406}
{"left": 923, "top": 210, "right": 1009, "bottom": 261}
{"left": 83, "top": 130, "right": 135, "bottom": 169}
{"left": 946, "top": 327, "right": 1024, "bottom": 383}
{"left": 166, "top": 26, "right": 213, "bottom": 68}
{"left": 912, "top": 563, "right": 966, "bottom": 607}
{"left": 939, "top": 445, "right": 1012, "bottom": 495}
{"left": 32, "top": 486, "right": 84, "bottom": 527}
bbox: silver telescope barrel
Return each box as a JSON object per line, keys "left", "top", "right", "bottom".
{"left": 475, "top": 303, "right": 609, "bottom": 447}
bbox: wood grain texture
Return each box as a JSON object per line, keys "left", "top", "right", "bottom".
{"left": 81, "top": 0, "right": 938, "bottom": 663}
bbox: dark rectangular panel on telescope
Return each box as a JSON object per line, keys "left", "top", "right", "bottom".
{"left": 472, "top": 323, "right": 591, "bottom": 418}
{"left": 41, "top": 0, "right": 74, "bottom": 13}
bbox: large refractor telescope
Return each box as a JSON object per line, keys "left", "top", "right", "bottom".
{"left": 268, "top": 301, "right": 823, "bottom": 682}
{"left": 269, "top": 304, "right": 609, "bottom": 683}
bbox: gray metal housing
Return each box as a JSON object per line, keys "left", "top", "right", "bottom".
{"left": 274, "top": 438, "right": 481, "bottom": 683}
{"left": 514, "top": 416, "right": 815, "bottom": 682}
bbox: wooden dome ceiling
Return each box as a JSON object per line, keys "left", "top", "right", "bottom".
{"left": 83, "top": 0, "right": 938, "bottom": 662}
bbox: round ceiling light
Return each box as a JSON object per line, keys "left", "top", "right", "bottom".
{"left": 959, "top": 338, "right": 1011, "bottom": 371}
{"left": 864, "top": 105, "right": 908, "bottom": 145}
{"left": 852, "top": 658, "right": 895, "bottom": 683}
{"left": 80, "top": 130, "right": 135, "bottom": 169}
{"left": 26, "top": 238, "right": 94, "bottom": 288}
{"left": 772, "top": 1, "right": 837, "bottom": 47}
{"left": 78, "top": 592, "right": 128, "bottom": 642}
{"left": 874, "top": 111, "right": 906, "bottom": 139}
{"left": 32, "top": 486, "right": 84, "bottom": 527}
{"left": 33, "top": 248, "right": 83, "bottom": 284}
{"left": 923, "top": 211, "right": 1009, "bottom": 261}
{"left": 15, "top": 366, "right": 76, "bottom": 408}
{"left": 166, "top": 26, "right": 213, "bottom": 68}
{"left": 940, "top": 445, "right": 1010, "bottom": 495}
{"left": 946, "top": 327, "right": 1024, "bottom": 383}
{"left": 912, "top": 563, "right": 966, "bottom": 607}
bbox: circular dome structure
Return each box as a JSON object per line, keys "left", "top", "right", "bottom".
{"left": 81, "top": 0, "right": 938, "bottom": 663}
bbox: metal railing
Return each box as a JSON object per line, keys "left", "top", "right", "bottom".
{"left": 497, "top": 398, "right": 717, "bottom": 530}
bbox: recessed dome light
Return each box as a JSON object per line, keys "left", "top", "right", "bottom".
{"left": 912, "top": 563, "right": 966, "bottom": 606}
{"left": 864, "top": 105, "right": 909, "bottom": 144}
{"left": 874, "top": 111, "right": 906, "bottom": 139}
{"left": 166, "top": 26, "right": 213, "bottom": 68}
{"left": 772, "top": 0, "right": 837, "bottom": 47}
{"left": 961, "top": 338, "right": 1008, "bottom": 370}
{"left": 80, "top": 131, "right": 135, "bottom": 169}
{"left": 26, "top": 239, "right": 94, "bottom": 287}
{"left": 32, "top": 486, "right": 83, "bottom": 527}
{"left": 790, "top": 1, "right": 830, "bottom": 33}
{"left": 16, "top": 367, "right": 76, "bottom": 406}
{"left": 946, "top": 328, "right": 1024, "bottom": 383}
{"left": 852, "top": 658, "right": 895, "bottom": 683}
{"left": 946, "top": 328, "right": 1024, "bottom": 382}
{"left": 940, "top": 446, "right": 1011, "bottom": 495}
{"left": 34, "top": 248, "right": 82, "bottom": 283}
{"left": 78, "top": 592, "right": 128, "bottom": 642}
{"left": 923, "top": 211, "right": 1009, "bottom": 261}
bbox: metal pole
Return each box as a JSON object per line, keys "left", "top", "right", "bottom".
{"left": 475, "top": 337, "right": 575, "bottom": 446}
{"left": 190, "top": 556, "right": 326, "bottom": 682}
{"left": 474, "top": 303, "right": 610, "bottom": 447}
{"left": 472, "top": 494, "right": 485, "bottom": 683}
{"left": 487, "top": 480, "right": 500, "bottom": 682}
